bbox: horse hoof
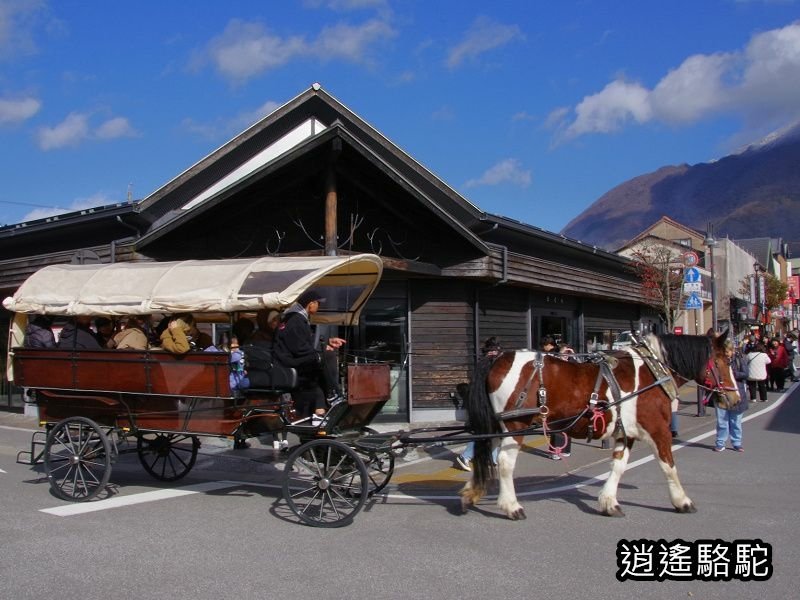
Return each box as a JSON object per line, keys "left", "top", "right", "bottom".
{"left": 602, "top": 506, "right": 625, "bottom": 518}
{"left": 675, "top": 502, "right": 697, "bottom": 514}
{"left": 509, "top": 508, "right": 527, "bottom": 521}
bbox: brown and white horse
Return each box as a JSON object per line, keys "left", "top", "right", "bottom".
{"left": 461, "top": 331, "right": 739, "bottom": 519}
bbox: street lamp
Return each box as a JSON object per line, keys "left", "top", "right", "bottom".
{"left": 704, "top": 222, "right": 718, "bottom": 332}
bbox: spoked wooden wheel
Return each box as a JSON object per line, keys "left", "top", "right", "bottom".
{"left": 137, "top": 432, "right": 200, "bottom": 481}
{"left": 282, "top": 439, "right": 368, "bottom": 528}
{"left": 361, "top": 450, "right": 394, "bottom": 496}
{"left": 44, "top": 417, "right": 112, "bottom": 502}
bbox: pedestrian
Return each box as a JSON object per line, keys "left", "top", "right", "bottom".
{"left": 713, "top": 340, "right": 748, "bottom": 452}
{"left": 766, "top": 337, "right": 789, "bottom": 392}
{"left": 745, "top": 342, "right": 771, "bottom": 402}
{"left": 455, "top": 337, "right": 502, "bottom": 472}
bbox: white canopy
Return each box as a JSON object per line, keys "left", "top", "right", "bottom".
{"left": 3, "top": 254, "right": 383, "bottom": 325}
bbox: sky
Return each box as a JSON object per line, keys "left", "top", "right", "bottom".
{"left": 2, "top": 0, "right": 800, "bottom": 234}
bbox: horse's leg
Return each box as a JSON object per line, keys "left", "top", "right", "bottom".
{"left": 495, "top": 437, "right": 525, "bottom": 520}
{"left": 645, "top": 431, "right": 697, "bottom": 513}
{"left": 598, "top": 437, "right": 634, "bottom": 517}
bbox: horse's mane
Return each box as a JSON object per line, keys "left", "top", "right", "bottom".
{"left": 652, "top": 333, "right": 712, "bottom": 381}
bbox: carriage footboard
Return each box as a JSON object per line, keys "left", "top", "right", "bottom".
{"left": 16, "top": 429, "right": 48, "bottom": 466}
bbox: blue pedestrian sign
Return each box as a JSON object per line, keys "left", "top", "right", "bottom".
{"left": 685, "top": 293, "right": 703, "bottom": 309}
{"left": 684, "top": 267, "right": 701, "bottom": 283}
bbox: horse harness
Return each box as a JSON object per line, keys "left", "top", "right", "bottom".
{"left": 495, "top": 341, "right": 676, "bottom": 444}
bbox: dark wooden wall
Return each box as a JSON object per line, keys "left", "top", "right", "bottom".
{"left": 409, "top": 279, "right": 474, "bottom": 408}
{"left": 477, "top": 286, "right": 529, "bottom": 351}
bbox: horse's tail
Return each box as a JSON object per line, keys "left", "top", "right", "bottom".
{"left": 465, "top": 355, "right": 502, "bottom": 493}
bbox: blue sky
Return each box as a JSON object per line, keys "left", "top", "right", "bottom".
{"left": 2, "top": 0, "right": 799, "bottom": 234}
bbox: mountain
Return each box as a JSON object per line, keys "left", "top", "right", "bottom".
{"left": 561, "top": 123, "right": 800, "bottom": 250}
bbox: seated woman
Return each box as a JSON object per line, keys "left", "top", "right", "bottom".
{"left": 159, "top": 313, "right": 194, "bottom": 354}
{"left": 108, "top": 315, "right": 150, "bottom": 350}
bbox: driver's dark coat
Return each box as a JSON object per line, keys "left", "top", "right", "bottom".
{"left": 273, "top": 306, "right": 319, "bottom": 371}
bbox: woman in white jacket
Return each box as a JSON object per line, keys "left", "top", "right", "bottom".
{"left": 746, "top": 342, "right": 771, "bottom": 402}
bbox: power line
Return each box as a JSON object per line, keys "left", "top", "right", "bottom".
{"left": 0, "top": 200, "right": 70, "bottom": 210}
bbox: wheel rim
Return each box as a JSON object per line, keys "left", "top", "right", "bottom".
{"left": 137, "top": 433, "right": 199, "bottom": 481}
{"left": 45, "top": 417, "right": 111, "bottom": 502}
{"left": 282, "top": 440, "right": 368, "bottom": 527}
{"left": 361, "top": 451, "right": 394, "bottom": 496}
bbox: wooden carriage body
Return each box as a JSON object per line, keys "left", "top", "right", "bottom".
{"left": 11, "top": 347, "right": 391, "bottom": 437}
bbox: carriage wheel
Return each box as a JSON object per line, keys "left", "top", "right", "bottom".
{"left": 282, "top": 439, "right": 368, "bottom": 528}
{"left": 137, "top": 432, "right": 200, "bottom": 482}
{"left": 360, "top": 450, "right": 395, "bottom": 497}
{"left": 44, "top": 417, "right": 112, "bottom": 502}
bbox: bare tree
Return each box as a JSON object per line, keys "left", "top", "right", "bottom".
{"left": 628, "top": 241, "right": 684, "bottom": 331}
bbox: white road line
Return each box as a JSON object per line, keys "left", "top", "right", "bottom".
{"left": 0, "top": 468, "right": 6, "bottom": 473}
{"left": 0, "top": 424, "right": 38, "bottom": 433}
{"left": 38, "top": 389, "right": 791, "bottom": 514}
{"left": 41, "top": 481, "right": 239, "bottom": 516}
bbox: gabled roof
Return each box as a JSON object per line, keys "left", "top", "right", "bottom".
{"left": 734, "top": 237, "right": 776, "bottom": 268}
{"left": 135, "top": 84, "right": 487, "bottom": 253}
{"left": 617, "top": 215, "right": 704, "bottom": 252}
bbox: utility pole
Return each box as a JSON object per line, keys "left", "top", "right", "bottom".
{"left": 704, "top": 221, "right": 718, "bottom": 332}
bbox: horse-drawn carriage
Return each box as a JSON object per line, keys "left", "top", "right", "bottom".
{"left": 5, "top": 253, "right": 741, "bottom": 525}
{"left": 5, "top": 254, "right": 397, "bottom": 527}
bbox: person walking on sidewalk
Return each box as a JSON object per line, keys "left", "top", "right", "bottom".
{"left": 713, "top": 340, "right": 749, "bottom": 452}
{"left": 746, "top": 342, "right": 771, "bottom": 402}
{"left": 767, "top": 337, "right": 789, "bottom": 392}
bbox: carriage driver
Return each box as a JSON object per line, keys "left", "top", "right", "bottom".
{"left": 273, "top": 290, "right": 345, "bottom": 420}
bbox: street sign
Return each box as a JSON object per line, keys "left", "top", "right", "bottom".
{"left": 683, "top": 251, "right": 699, "bottom": 267}
{"left": 674, "top": 326, "right": 684, "bottom": 335}
{"left": 682, "top": 282, "right": 702, "bottom": 293}
{"left": 684, "top": 267, "right": 701, "bottom": 283}
{"left": 685, "top": 293, "right": 703, "bottom": 309}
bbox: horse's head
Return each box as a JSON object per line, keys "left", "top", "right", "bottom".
{"left": 648, "top": 330, "right": 740, "bottom": 404}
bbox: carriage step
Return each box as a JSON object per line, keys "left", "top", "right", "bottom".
{"left": 16, "top": 430, "right": 48, "bottom": 465}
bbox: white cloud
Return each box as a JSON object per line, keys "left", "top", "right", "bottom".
{"left": 36, "top": 112, "right": 138, "bottom": 150}
{"left": 207, "top": 20, "right": 307, "bottom": 83}
{"left": 0, "top": 0, "right": 44, "bottom": 60}
{"left": 565, "top": 79, "right": 652, "bottom": 139}
{"left": 182, "top": 100, "right": 281, "bottom": 140}
{"left": 22, "top": 192, "right": 117, "bottom": 222}
{"left": 553, "top": 20, "right": 800, "bottom": 141}
{"left": 204, "top": 18, "right": 396, "bottom": 83}
{"left": 303, "top": 0, "right": 389, "bottom": 11}
{"left": 0, "top": 95, "right": 41, "bottom": 125}
{"left": 36, "top": 112, "right": 90, "bottom": 149}
{"left": 314, "top": 18, "right": 394, "bottom": 64}
{"left": 465, "top": 158, "right": 531, "bottom": 189}
{"left": 446, "top": 16, "right": 524, "bottom": 69}
{"left": 95, "top": 116, "right": 138, "bottom": 140}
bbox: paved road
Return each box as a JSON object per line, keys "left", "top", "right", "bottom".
{"left": 0, "top": 383, "right": 797, "bottom": 599}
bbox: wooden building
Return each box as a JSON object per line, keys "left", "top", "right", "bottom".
{"left": 1, "top": 84, "right": 654, "bottom": 422}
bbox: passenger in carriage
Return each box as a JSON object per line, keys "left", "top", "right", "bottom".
{"left": 108, "top": 315, "right": 150, "bottom": 350}
{"left": 188, "top": 320, "right": 214, "bottom": 351}
{"left": 57, "top": 315, "right": 102, "bottom": 350}
{"left": 231, "top": 317, "right": 256, "bottom": 347}
{"left": 93, "top": 317, "right": 115, "bottom": 348}
{"left": 273, "top": 290, "right": 345, "bottom": 421}
{"left": 23, "top": 315, "right": 56, "bottom": 349}
{"left": 159, "top": 313, "right": 194, "bottom": 354}
{"left": 250, "top": 309, "right": 281, "bottom": 345}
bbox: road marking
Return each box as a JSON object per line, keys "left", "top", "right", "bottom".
{"left": 0, "top": 424, "right": 38, "bottom": 433}
{"left": 41, "top": 481, "right": 239, "bottom": 516}
{"left": 0, "top": 468, "right": 6, "bottom": 473}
